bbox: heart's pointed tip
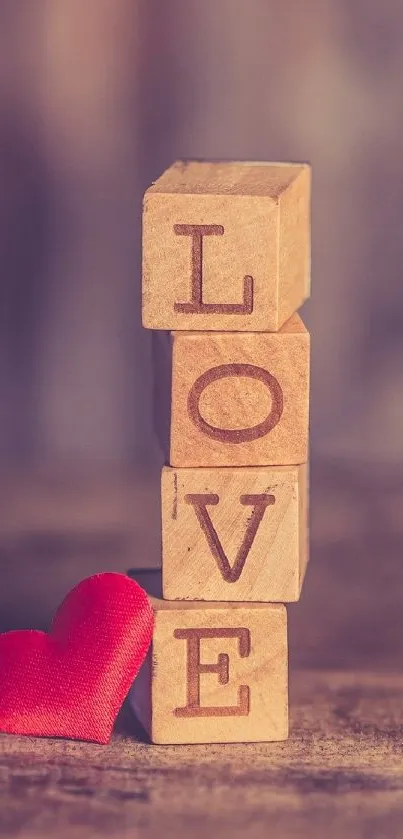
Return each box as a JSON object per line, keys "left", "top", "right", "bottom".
{"left": 0, "top": 720, "right": 113, "bottom": 745}
{"left": 79, "top": 729, "right": 112, "bottom": 746}
{"left": 0, "top": 570, "right": 154, "bottom": 745}
{"left": 97, "top": 733, "right": 112, "bottom": 746}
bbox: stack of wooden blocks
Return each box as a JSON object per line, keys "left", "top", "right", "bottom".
{"left": 130, "top": 161, "right": 311, "bottom": 744}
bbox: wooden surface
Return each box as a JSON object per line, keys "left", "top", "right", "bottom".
{"left": 0, "top": 459, "right": 403, "bottom": 837}
{"left": 142, "top": 161, "right": 310, "bottom": 332}
{"left": 130, "top": 595, "right": 288, "bottom": 744}
{"left": 161, "top": 464, "right": 308, "bottom": 601}
{"left": 2, "top": 670, "right": 403, "bottom": 839}
{"left": 169, "top": 315, "right": 310, "bottom": 466}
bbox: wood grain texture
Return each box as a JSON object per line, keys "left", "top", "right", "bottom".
{"left": 2, "top": 670, "right": 403, "bottom": 839}
{"left": 130, "top": 594, "right": 288, "bottom": 744}
{"left": 167, "top": 314, "right": 310, "bottom": 466}
{"left": 142, "top": 161, "right": 311, "bottom": 332}
{"left": 161, "top": 464, "right": 308, "bottom": 602}
{"left": 0, "top": 464, "right": 403, "bottom": 837}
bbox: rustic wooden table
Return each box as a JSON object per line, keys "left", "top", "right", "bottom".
{"left": 0, "top": 460, "right": 402, "bottom": 838}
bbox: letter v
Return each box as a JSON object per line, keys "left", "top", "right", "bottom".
{"left": 184, "top": 493, "right": 275, "bottom": 583}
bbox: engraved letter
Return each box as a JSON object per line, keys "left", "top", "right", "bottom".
{"left": 185, "top": 493, "right": 275, "bottom": 582}
{"left": 187, "top": 363, "right": 283, "bottom": 443}
{"left": 174, "top": 627, "right": 251, "bottom": 718}
{"left": 173, "top": 224, "right": 254, "bottom": 315}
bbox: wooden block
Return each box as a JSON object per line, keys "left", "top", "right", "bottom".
{"left": 129, "top": 591, "right": 288, "bottom": 744}
{"left": 162, "top": 463, "right": 308, "bottom": 602}
{"left": 142, "top": 160, "right": 310, "bottom": 333}
{"left": 163, "top": 314, "right": 310, "bottom": 467}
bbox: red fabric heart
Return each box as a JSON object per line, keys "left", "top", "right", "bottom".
{"left": 0, "top": 573, "right": 153, "bottom": 743}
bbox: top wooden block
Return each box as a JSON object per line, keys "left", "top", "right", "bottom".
{"left": 142, "top": 161, "right": 311, "bottom": 332}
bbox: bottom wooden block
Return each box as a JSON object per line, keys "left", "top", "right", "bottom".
{"left": 129, "top": 589, "right": 288, "bottom": 745}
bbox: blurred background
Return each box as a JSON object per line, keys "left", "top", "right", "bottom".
{"left": 1, "top": 0, "right": 403, "bottom": 668}
{"left": 2, "top": 0, "right": 403, "bottom": 468}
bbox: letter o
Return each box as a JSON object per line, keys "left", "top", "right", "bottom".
{"left": 187, "top": 363, "right": 283, "bottom": 443}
